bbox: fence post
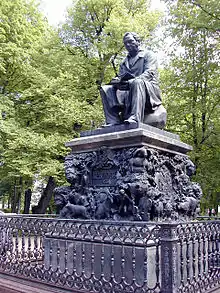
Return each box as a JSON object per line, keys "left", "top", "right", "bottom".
{"left": 160, "top": 223, "right": 179, "bottom": 293}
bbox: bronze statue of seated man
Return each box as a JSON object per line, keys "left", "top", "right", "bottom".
{"left": 100, "top": 32, "right": 166, "bottom": 129}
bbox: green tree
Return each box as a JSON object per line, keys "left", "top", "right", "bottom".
{"left": 0, "top": 21, "right": 103, "bottom": 213}
{"left": 0, "top": 0, "right": 162, "bottom": 213}
{"left": 0, "top": 0, "right": 47, "bottom": 93}
{"left": 161, "top": 0, "right": 220, "bottom": 210}
{"left": 60, "top": 0, "right": 161, "bottom": 87}
{"left": 0, "top": 0, "right": 52, "bottom": 212}
{"left": 190, "top": 0, "right": 220, "bottom": 32}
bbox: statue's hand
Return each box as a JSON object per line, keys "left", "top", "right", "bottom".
{"left": 118, "top": 78, "right": 135, "bottom": 90}
{"left": 128, "top": 78, "right": 136, "bottom": 85}
{"left": 110, "top": 77, "right": 121, "bottom": 85}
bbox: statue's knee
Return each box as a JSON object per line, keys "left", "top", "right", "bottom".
{"left": 130, "top": 78, "right": 144, "bottom": 88}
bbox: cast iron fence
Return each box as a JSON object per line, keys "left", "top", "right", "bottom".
{"left": 0, "top": 215, "right": 219, "bottom": 293}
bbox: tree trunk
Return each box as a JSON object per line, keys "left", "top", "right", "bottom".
{"left": 11, "top": 182, "right": 17, "bottom": 213}
{"left": 32, "top": 176, "right": 56, "bottom": 214}
{"left": 11, "top": 177, "right": 22, "bottom": 213}
{"left": 23, "top": 189, "right": 32, "bottom": 214}
{"left": 16, "top": 177, "right": 22, "bottom": 214}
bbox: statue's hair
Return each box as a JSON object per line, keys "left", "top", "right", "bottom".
{"left": 123, "top": 32, "right": 141, "bottom": 43}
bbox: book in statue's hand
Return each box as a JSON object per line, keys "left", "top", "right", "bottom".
{"left": 119, "top": 73, "right": 135, "bottom": 81}
{"left": 108, "top": 73, "right": 135, "bottom": 86}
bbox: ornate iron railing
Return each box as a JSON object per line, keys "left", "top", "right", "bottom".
{"left": 176, "top": 221, "right": 220, "bottom": 293}
{"left": 0, "top": 215, "right": 219, "bottom": 293}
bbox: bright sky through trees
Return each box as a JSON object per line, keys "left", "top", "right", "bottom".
{"left": 40, "top": 0, "right": 165, "bottom": 25}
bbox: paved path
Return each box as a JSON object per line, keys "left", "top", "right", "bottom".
{"left": 0, "top": 287, "right": 21, "bottom": 293}
{"left": 0, "top": 274, "right": 78, "bottom": 293}
{"left": 0, "top": 277, "right": 57, "bottom": 293}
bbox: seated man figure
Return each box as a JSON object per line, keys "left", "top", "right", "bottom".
{"left": 100, "top": 32, "right": 166, "bottom": 128}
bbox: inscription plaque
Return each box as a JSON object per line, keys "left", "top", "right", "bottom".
{"left": 91, "top": 168, "right": 118, "bottom": 187}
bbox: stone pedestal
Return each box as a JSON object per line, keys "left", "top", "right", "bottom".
{"left": 71, "top": 122, "right": 190, "bottom": 154}
{"left": 55, "top": 123, "right": 202, "bottom": 222}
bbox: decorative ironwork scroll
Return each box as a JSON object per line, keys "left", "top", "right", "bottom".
{"left": 0, "top": 216, "right": 219, "bottom": 293}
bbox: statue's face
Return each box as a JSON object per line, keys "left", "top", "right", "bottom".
{"left": 123, "top": 34, "right": 139, "bottom": 55}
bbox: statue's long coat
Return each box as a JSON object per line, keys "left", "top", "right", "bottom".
{"left": 101, "top": 48, "right": 162, "bottom": 124}
{"left": 118, "top": 49, "right": 161, "bottom": 111}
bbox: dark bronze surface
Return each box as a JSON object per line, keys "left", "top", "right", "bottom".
{"left": 55, "top": 145, "right": 202, "bottom": 221}
{"left": 100, "top": 32, "right": 166, "bottom": 128}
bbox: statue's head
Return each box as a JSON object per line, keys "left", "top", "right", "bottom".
{"left": 123, "top": 32, "right": 141, "bottom": 55}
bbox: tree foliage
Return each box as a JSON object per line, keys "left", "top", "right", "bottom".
{"left": 0, "top": 0, "right": 51, "bottom": 211}
{"left": 0, "top": 0, "right": 162, "bottom": 212}
{"left": 0, "top": 0, "right": 219, "bottom": 214}
{"left": 161, "top": 0, "right": 220, "bottom": 210}
{"left": 60, "top": 0, "right": 161, "bottom": 86}
{"left": 0, "top": 0, "right": 47, "bottom": 93}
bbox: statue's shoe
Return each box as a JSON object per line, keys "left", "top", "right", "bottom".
{"left": 101, "top": 123, "right": 119, "bottom": 128}
{"left": 124, "top": 118, "right": 137, "bottom": 124}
